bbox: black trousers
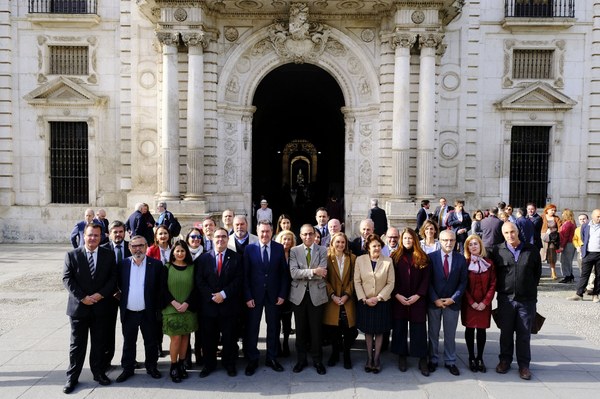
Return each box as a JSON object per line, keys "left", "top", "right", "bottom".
{"left": 576, "top": 251, "right": 600, "bottom": 296}
{"left": 391, "top": 319, "right": 427, "bottom": 358}
{"left": 66, "top": 314, "right": 110, "bottom": 381}
{"left": 120, "top": 309, "right": 158, "bottom": 372}
{"left": 103, "top": 298, "right": 119, "bottom": 371}
{"left": 202, "top": 315, "right": 238, "bottom": 370}
{"left": 496, "top": 295, "right": 535, "bottom": 369}
{"left": 293, "top": 294, "right": 325, "bottom": 363}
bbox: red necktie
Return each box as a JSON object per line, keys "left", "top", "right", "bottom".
{"left": 443, "top": 254, "right": 449, "bottom": 278}
{"left": 217, "top": 253, "right": 223, "bottom": 276}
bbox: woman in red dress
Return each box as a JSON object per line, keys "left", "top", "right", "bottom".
{"left": 461, "top": 234, "right": 496, "bottom": 373}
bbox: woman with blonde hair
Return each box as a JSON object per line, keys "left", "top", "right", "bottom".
{"left": 391, "top": 228, "right": 431, "bottom": 376}
{"left": 461, "top": 234, "right": 496, "bottom": 373}
{"left": 324, "top": 232, "right": 357, "bottom": 369}
{"left": 541, "top": 203, "right": 562, "bottom": 280}
{"left": 558, "top": 209, "right": 576, "bottom": 283}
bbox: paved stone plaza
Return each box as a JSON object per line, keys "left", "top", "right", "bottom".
{"left": 0, "top": 244, "right": 599, "bottom": 399}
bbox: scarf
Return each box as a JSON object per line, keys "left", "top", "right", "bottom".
{"left": 468, "top": 255, "right": 490, "bottom": 274}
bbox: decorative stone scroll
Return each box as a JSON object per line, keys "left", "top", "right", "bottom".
{"left": 156, "top": 31, "right": 180, "bottom": 46}
{"left": 181, "top": 31, "right": 209, "bottom": 49}
{"left": 391, "top": 31, "right": 417, "bottom": 50}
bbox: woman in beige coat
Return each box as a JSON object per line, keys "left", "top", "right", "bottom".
{"left": 354, "top": 234, "right": 395, "bottom": 373}
{"left": 324, "top": 232, "right": 357, "bottom": 369}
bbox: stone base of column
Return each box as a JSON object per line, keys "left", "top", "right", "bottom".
{"left": 385, "top": 199, "right": 420, "bottom": 230}
{"left": 183, "top": 193, "right": 205, "bottom": 201}
{"left": 159, "top": 192, "right": 181, "bottom": 201}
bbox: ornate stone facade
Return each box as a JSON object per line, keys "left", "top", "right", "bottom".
{"left": 0, "top": 1, "right": 597, "bottom": 242}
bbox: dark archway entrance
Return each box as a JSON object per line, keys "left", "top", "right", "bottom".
{"left": 252, "top": 63, "right": 345, "bottom": 232}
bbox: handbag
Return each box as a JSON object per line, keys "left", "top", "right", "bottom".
{"left": 492, "top": 308, "right": 545, "bottom": 334}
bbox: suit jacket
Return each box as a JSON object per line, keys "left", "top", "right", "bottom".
{"left": 427, "top": 250, "right": 468, "bottom": 310}
{"left": 446, "top": 210, "right": 472, "bottom": 242}
{"left": 63, "top": 246, "right": 117, "bottom": 318}
{"left": 195, "top": 249, "right": 243, "bottom": 317}
{"left": 353, "top": 254, "right": 395, "bottom": 301}
{"left": 228, "top": 233, "right": 259, "bottom": 253}
{"left": 324, "top": 252, "right": 356, "bottom": 327}
{"left": 490, "top": 242, "right": 541, "bottom": 302}
{"left": 480, "top": 215, "right": 504, "bottom": 249}
{"left": 289, "top": 244, "right": 329, "bottom": 306}
{"left": 243, "top": 240, "right": 289, "bottom": 304}
{"left": 117, "top": 256, "right": 162, "bottom": 317}
{"left": 101, "top": 240, "right": 132, "bottom": 262}
{"left": 433, "top": 205, "right": 454, "bottom": 228}
{"left": 580, "top": 222, "right": 600, "bottom": 258}
{"left": 70, "top": 219, "right": 104, "bottom": 248}
{"left": 314, "top": 224, "right": 329, "bottom": 239}
{"left": 527, "top": 213, "right": 543, "bottom": 249}
{"left": 349, "top": 237, "right": 366, "bottom": 257}
{"left": 416, "top": 207, "right": 428, "bottom": 233}
{"left": 368, "top": 206, "right": 388, "bottom": 236}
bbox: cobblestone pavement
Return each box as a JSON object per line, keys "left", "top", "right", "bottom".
{"left": 0, "top": 244, "right": 599, "bottom": 399}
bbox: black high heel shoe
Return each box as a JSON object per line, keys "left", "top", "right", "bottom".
{"left": 477, "top": 359, "right": 487, "bottom": 373}
{"left": 469, "top": 358, "right": 478, "bottom": 372}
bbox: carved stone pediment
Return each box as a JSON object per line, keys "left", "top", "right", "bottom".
{"left": 24, "top": 76, "right": 108, "bottom": 107}
{"left": 267, "top": 3, "right": 330, "bottom": 63}
{"left": 495, "top": 81, "right": 576, "bottom": 111}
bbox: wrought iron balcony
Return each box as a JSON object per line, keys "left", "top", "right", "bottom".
{"left": 28, "top": 0, "right": 98, "bottom": 14}
{"left": 505, "top": 0, "right": 575, "bottom": 18}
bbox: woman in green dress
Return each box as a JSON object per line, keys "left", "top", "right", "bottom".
{"left": 161, "top": 239, "right": 198, "bottom": 382}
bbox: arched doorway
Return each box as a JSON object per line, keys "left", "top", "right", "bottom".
{"left": 251, "top": 63, "right": 345, "bottom": 230}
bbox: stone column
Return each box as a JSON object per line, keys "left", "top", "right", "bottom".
{"left": 391, "top": 32, "right": 417, "bottom": 199}
{"left": 182, "top": 32, "right": 208, "bottom": 200}
{"left": 157, "top": 32, "right": 180, "bottom": 200}
{"left": 416, "top": 33, "right": 443, "bottom": 198}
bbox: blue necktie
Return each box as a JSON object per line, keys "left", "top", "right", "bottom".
{"left": 262, "top": 245, "right": 268, "bottom": 265}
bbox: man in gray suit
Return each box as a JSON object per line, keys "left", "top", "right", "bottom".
{"left": 289, "top": 224, "right": 329, "bottom": 375}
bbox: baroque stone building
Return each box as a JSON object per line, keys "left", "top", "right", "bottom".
{"left": 0, "top": 0, "right": 595, "bottom": 242}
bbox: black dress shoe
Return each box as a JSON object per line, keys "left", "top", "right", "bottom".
{"left": 199, "top": 367, "right": 212, "bottom": 378}
{"left": 398, "top": 356, "right": 407, "bottom": 372}
{"left": 63, "top": 380, "right": 77, "bottom": 394}
{"left": 469, "top": 358, "right": 478, "bottom": 372}
{"left": 245, "top": 361, "right": 258, "bottom": 376}
{"left": 226, "top": 366, "right": 238, "bottom": 377}
{"left": 445, "top": 364, "right": 460, "bottom": 376}
{"left": 93, "top": 373, "right": 111, "bottom": 386}
{"left": 265, "top": 359, "right": 284, "bottom": 372}
{"left": 314, "top": 362, "right": 326, "bottom": 375}
{"left": 116, "top": 370, "right": 134, "bottom": 383}
{"left": 293, "top": 361, "right": 308, "bottom": 373}
{"left": 477, "top": 359, "right": 487, "bottom": 373}
{"left": 147, "top": 368, "right": 162, "bottom": 379}
{"left": 427, "top": 362, "right": 438, "bottom": 373}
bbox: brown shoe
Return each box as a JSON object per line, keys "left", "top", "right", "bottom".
{"left": 495, "top": 360, "right": 511, "bottom": 374}
{"left": 519, "top": 367, "right": 532, "bottom": 380}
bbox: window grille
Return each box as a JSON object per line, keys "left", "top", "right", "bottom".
{"left": 505, "top": 0, "right": 575, "bottom": 18}
{"left": 49, "top": 46, "right": 89, "bottom": 76}
{"left": 512, "top": 49, "right": 553, "bottom": 80}
{"left": 28, "top": 0, "right": 97, "bottom": 14}
{"left": 509, "top": 126, "right": 550, "bottom": 209}
{"left": 50, "top": 122, "right": 89, "bottom": 204}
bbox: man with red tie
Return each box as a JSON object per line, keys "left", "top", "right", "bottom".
{"left": 195, "top": 228, "right": 244, "bottom": 377}
{"left": 427, "top": 229, "right": 468, "bottom": 376}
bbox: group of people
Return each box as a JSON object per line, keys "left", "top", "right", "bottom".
{"left": 62, "top": 199, "right": 600, "bottom": 394}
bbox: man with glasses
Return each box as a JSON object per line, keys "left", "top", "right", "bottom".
{"left": 427, "top": 230, "right": 468, "bottom": 376}
{"left": 289, "top": 224, "right": 329, "bottom": 375}
{"left": 114, "top": 236, "right": 163, "bottom": 383}
{"left": 195, "top": 228, "right": 244, "bottom": 377}
{"left": 382, "top": 227, "right": 400, "bottom": 257}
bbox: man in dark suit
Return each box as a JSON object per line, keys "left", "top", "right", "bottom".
{"left": 416, "top": 199, "right": 430, "bottom": 236}
{"left": 62, "top": 223, "right": 117, "bottom": 394}
{"left": 289, "top": 224, "right": 329, "bottom": 375}
{"left": 481, "top": 207, "right": 504, "bottom": 254}
{"left": 96, "top": 209, "right": 110, "bottom": 244}
{"left": 368, "top": 198, "right": 388, "bottom": 236}
{"left": 113, "top": 235, "right": 162, "bottom": 383}
{"left": 70, "top": 208, "right": 103, "bottom": 248}
{"left": 446, "top": 200, "right": 472, "bottom": 253}
{"left": 490, "top": 222, "right": 542, "bottom": 380}
{"left": 526, "top": 203, "right": 543, "bottom": 250}
{"left": 243, "top": 220, "right": 290, "bottom": 376}
{"left": 195, "top": 227, "right": 244, "bottom": 377}
{"left": 432, "top": 197, "right": 454, "bottom": 230}
{"left": 350, "top": 219, "right": 374, "bottom": 256}
{"left": 427, "top": 230, "right": 468, "bottom": 376}
{"left": 567, "top": 209, "right": 600, "bottom": 302}
{"left": 314, "top": 207, "right": 330, "bottom": 241}
{"left": 100, "top": 220, "right": 131, "bottom": 372}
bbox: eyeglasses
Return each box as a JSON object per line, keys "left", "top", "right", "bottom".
{"left": 213, "top": 234, "right": 228, "bottom": 239}
{"left": 189, "top": 235, "right": 202, "bottom": 240}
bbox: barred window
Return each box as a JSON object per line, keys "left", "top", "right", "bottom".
{"left": 29, "top": 0, "right": 97, "bottom": 14}
{"left": 49, "top": 45, "right": 89, "bottom": 75}
{"left": 50, "top": 122, "right": 89, "bottom": 204}
{"left": 512, "top": 49, "right": 554, "bottom": 80}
